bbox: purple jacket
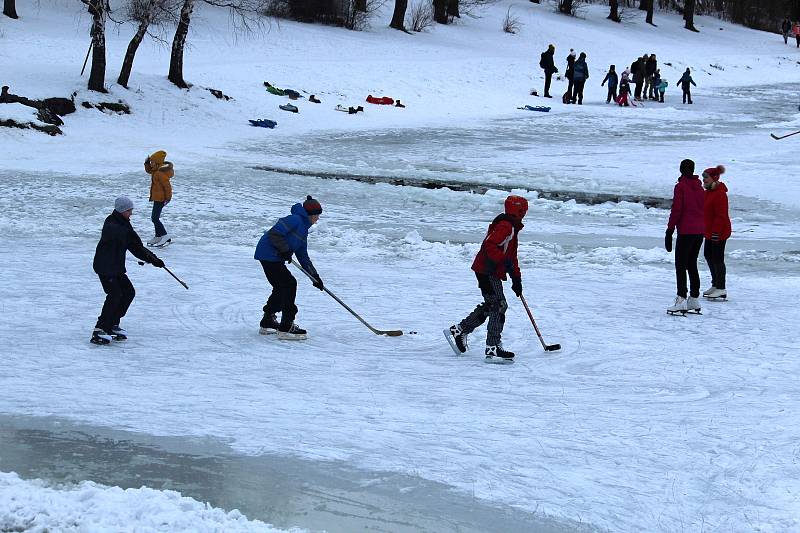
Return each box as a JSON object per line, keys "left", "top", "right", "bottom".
{"left": 667, "top": 174, "right": 705, "bottom": 235}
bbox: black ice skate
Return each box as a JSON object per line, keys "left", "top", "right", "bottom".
{"left": 277, "top": 323, "right": 307, "bottom": 341}
{"left": 443, "top": 325, "right": 469, "bottom": 355}
{"left": 485, "top": 344, "right": 515, "bottom": 363}
{"left": 111, "top": 325, "right": 127, "bottom": 341}
{"left": 259, "top": 313, "right": 280, "bottom": 335}
{"left": 90, "top": 328, "right": 113, "bottom": 345}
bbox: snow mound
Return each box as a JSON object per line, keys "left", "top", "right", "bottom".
{"left": 0, "top": 471, "right": 303, "bottom": 533}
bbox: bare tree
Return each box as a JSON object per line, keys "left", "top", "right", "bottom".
{"left": 83, "top": 0, "right": 108, "bottom": 92}
{"left": 168, "top": 0, "right": 193, "bottom": 88}
{"left": 502, "top": 6, "right": 520, "bottom": 33}
{"left": 446, "top": 0, "right": 458, "bottom": 19}
{"left": 118, "top": 0, "right": 174, "bottom": 88}
{"left": 3, "top": 0, "right": 18, "bottom": 19}
{"left": 432, "top": 0, "right": 446, "bottom": 23}
{"left": 389, "top": 0, "right": 408, "bottom": 30}
{"left": 608, "top": 0, "right": 620, "bottom": 22}
{"left": 684, "top": 0, "right": 698, "bottom": 31}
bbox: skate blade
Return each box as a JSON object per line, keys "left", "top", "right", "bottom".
{"left": 277, "top": 333, "right": 307, "bottom": 341}
{"left": 484, "top": 356, "right": 514, "bottom": 365}
{"left": 703, "top": 296, "right": 727, "bottom": 301}
{"left": 666, "top": 310, "right": 688, "bottom": 316}
{"left": 259, "top": 327, "right": 277, "bottom": 335}
{"left": 443, "top": 329, "right": 464, "bottom": 356}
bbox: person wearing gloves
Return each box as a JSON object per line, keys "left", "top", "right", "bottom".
{"left": 445, "top": 195, "right": 528, "bottom": 362}
{"left": 92, "top": 196, "right": 165, "bottom": 345}
{"left": 254, "top": 196, "right": 324, "bottom": 340}
{"left": 144, "top": 150, "right": 174, "bottom": 247}
{"left": 665, "top": 159, "right": 705, "bottom": 315}
{"left": 702, "top": 165, "right": 731, "bottom": 300}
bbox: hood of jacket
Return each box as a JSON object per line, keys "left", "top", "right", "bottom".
{"left": 708, "top": 181, "right": 728, "bottom": 194}
{"left": 290, "top": 202, "right": 312, "bottom": 227}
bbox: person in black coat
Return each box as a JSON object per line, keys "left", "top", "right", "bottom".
{"left": 632, "top": 56, "right": 645, "bottom": 100}
{"left": 92, "top": 196, "right": 164, "bottom": 344}
{"left": 676, "top": 68, "right": 697, "bottom": 104}
{"left": 645, "top": 54, "right": 657, "bottom": 99}
{"left": 563, "top": 49, "right": 576, "bottom": 104}
{"left": 539, "top": 44, "right": 558, "bottom": 98}
{"left": 601, "top": 65, "right": 618, "bottom": 104}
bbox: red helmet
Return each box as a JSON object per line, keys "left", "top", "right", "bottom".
{"left": 504, "top": 195, "right": 528, "bottom": 219}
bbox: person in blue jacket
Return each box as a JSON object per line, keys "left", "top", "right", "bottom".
{"left": 254, "top": 196, "right": 324, "bottom": 340}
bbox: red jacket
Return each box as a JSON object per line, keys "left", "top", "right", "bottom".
{"left": 472, "top": 214, "right": 522, "bottom": 280}
{"left": 704, "top": 182, "right": 731, "bottom": 240}
{"left": 667, "top": 174, "right": 705, "bottom": 235}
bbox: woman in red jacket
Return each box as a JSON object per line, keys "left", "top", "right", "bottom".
{"left": 445, "top": 195, "right": 528, "bottom": 362}
{"left": 665, "top": 159, "right": 705, "bottom": 315}
{"left": 702, "top": 165, "right": 731, "bottom": 299}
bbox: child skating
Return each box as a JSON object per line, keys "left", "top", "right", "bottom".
{"left": 445, "top": 195, "right": 528, "bottom": 362}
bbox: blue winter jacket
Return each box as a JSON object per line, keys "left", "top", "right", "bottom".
{"left": 255, "top": 203, "right": 318, "bottom": 277}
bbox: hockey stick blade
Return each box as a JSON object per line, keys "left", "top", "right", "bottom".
{"left": 382, "top": 330, "right": 403, "bottom": 337}
{"left": 545, "top": 344, "right": 561, "bottom": 351}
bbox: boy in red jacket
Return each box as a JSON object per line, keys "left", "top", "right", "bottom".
{"left": 665, "top": 159, "right": 705, "bottom": 315}
{"left": 445, "top": 195, "right": 528, "bottom": 361}
{"left": 702, "top": 165, "right": 731, "bottom": 299}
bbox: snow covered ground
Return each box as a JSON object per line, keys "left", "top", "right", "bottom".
{"left": 2, "top": 1, "right": 800, "bottom": 532}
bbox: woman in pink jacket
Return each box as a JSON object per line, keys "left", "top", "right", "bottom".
{"left": 665, "top": 159, "right": 705, "bottom": 314}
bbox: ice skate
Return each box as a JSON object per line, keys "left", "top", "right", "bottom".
{"left": 704, "top": 288, "right": 727, "bottom": 300}
{"left": 277, "top": 323, "right": 307, "bottom": 340}
{"left": 443, "top": 324, "right": 468, "bottom": 355}
{"left": 485, "top": 344, "right": 515, "bottom": 363}
{"left": 259, "top": 313, "right": 279, "bottom": 335}
{"left": 146, "top": 235, "right": 160, "bottom": 246}
{"left": 666, "top": 296, "right": 688, "bottom": 315}
{"left": 686, "top": 296, "right": 702, "bottom": 314}
{"left": 152, "top": 234, "right": 172, "bottom": 248}
{"left": 702, "top": 286, "right": 716, "bottom": 297}
{"left": 111, "top": 325, "right": 127, "bottom": 341}
{"left": 90, "top": 328, "right": 113, "bottom": 345}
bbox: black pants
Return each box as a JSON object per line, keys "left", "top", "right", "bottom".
{"left": 703, "top": 238, "right": 727, "bottom": 290}
{"left": 634, "top": 82, "right": 641, "bottom": 99}
{"left": 151, "top": 201, "right": 167, "bottom": 237}
{"left": 606, "top": 86, "right": 617, "bottom": 103}
{"left": 675, "top": 234, "right": 703, "bottom": 298}
{"left": 261, "top": 261, "right": 297, "bottom": 329}
{"left": 682, "top": 87, "right": 692, "bottom": 104}
{"left": 458, "top": 273, "right": 507, "bottom": 346}
{"left": 796, "top": 34, "right": 799, "bottom": 47}
{"left": 565, "top": 78, "right": 574, "bottom": 102}
{"left": 572, "top": 80, "right": 586, "bottom": 104}
{"left": 96, "top": 274, "right": 135, "bottom": 332}
{"left": 544, "top": 72, "right": 553, "bottom": 96}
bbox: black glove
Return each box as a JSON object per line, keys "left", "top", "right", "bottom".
{"left": 312, "top": 276, "right": 324, "bottom": 291}
{"left": 279, "top": 250, "right": 293, "bottom": 263}
{"left": 664, "top": 228, "right": 674, "bottom": 253}
{"left": 511, "top": 276, "right": 522, "bottom": 297}
{"left": 151, "top": 256, "right": 165, "bottom": 268}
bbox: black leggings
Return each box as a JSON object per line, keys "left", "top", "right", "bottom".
{"left": 572, "top": 80, "right": 586, "bottom": 104}
{"left": 675, "top": 234, "right": 703, "bottom": 298}
{"left": 703, "top": 238, "right": 727, "bottom": 290}
{"left": 96, "top": 274, "right": 135, "bottom": 331}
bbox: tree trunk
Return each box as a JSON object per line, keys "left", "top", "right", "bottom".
{"left": 433, "top": 0, "right": 447, "bottom": 24}
{"left": 446, "top": 0, "right": 458, "bottom": 19}
{"left": 638, "top": 0, "right": 645, "bottom": 10}
{"left": 684, "top": 0, "right": 698, "bottom": 31}
{"left": 608, "top": 0, "right": 620, "bottom": 22}
{"left": 169, "top": 0, "right": 194, "bottom": 88}
{"left": 355, "top": 0, "right": 367, "bottom": 12}
{"left": 559, "top": 0, "right": 573, "bottom": 15}
{"left": 645, "top": 0, "right": 654, "bottom": 24}
{"left": 389, "top": 0, "right": 407, "bottom": 30}
{"left": 3, "top": 0, "right": 18, "bottom": 19}
{"left": 87, "top": 0, "right": 107, "bottom": 92}
{"left": 117, "top": 19, "right": 150, "bottom": 88}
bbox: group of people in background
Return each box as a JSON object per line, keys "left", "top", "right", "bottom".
{"left": 539, "top": 45, "right": 697, "bottom": 106}
{"left": 665, "top": 159, "right": 731, "bottom": 315}
{"left": 780, "top": 18, "right": 800, "bottom": 47}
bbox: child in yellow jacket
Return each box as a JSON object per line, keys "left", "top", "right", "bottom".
{"left": 144, "top": 150, "right": 173, "bottom": 247}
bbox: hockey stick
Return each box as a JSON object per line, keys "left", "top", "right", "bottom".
{"left": 520, "top": 295, "right": 561, "bottom": 352}
{"left": 290, "top": 259, "right": 402, "bottom": 337}
{"left": 138, "top": 261, "right": 188, "bottom": 290}
{"left": 770, "top": 130, "right": 800, "bottom": 140}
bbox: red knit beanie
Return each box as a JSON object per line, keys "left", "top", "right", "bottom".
{"left": 702, "top": 165, "right": 726, "bottom": 181}
{"left": 303, "top": 195, "right": 322, "bottom": 216}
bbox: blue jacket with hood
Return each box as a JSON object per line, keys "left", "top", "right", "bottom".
{"left": 255, "top": 203, "right": 318, "bottom": 278}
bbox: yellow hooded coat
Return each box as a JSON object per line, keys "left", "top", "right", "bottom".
{"left": 145, "top": 150, "right": 174, "bottom": 202}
